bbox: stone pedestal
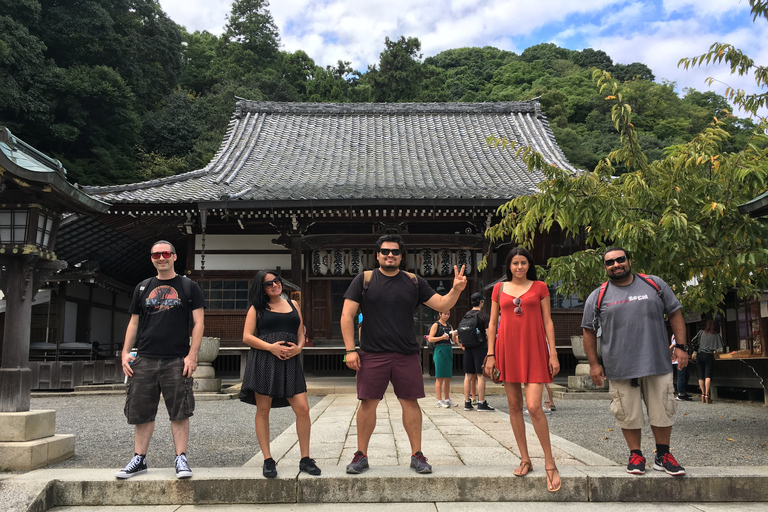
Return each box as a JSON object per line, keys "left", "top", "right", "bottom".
{"left": 567, "top": 335, "right": 609, "bottom": 392}
{"left": 192, "top": 336, "right": 221, "bottom": 393}
{"left": 0, "top": 410, "right": 75, "bottom": 470}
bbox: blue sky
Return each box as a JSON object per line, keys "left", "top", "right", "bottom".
{"left": 160, "top": 0, "right": 768, "bottom": 115}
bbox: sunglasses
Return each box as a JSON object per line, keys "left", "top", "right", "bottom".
{"left": 513, "top": 297, "right": 523, "bottom": 316}
{"left": 150, "top": 251, "right": 174, "bottom": 259}
{"left": 263, "top": 277, "right": 282, "bottom": 288}
{"left": 379, "top": 248, "right": 402, "bottom": 256}
{"left": 603, "top": 256, "right": 628, "bottom": 267}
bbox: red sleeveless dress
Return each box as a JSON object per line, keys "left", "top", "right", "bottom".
{"left": 492, "top": 280, "right": 552, "bottom": 383}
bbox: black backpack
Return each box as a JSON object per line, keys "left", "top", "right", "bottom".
{"left": 457, "top": 310, "right": 485, "bottom": 348}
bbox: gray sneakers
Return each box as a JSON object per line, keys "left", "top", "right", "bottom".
{"left": 175, "top": 453, "right": 192, "bottom": 479}
{"left": 346, "top": 451, "right": 369, "bottom": 474}
{"left": 410, "top": 451, "right": 432, "bottom": 473}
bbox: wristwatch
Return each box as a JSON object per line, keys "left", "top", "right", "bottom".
{"left": 675, "top": 344, "right": 688, "bottom": 352}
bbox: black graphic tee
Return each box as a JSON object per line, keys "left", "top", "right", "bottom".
{"left": 129, "top": 275, "right": 206, "bottom": 358}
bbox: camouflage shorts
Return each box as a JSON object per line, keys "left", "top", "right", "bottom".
{"left": 124, "top": 356, "right": 195, "bottom": 424}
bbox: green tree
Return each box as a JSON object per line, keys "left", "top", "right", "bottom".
{"left": 485, "top": 65, "right": 768, "bottom": 315}
{"left": 367, "top": 36, "right": 426, "bottom": 102}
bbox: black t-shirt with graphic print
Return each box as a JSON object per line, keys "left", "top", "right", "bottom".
{"left": 129, "top": 275, "right": 206, "bottom": 358}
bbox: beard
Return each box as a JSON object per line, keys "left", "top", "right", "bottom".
{"left": 608, "top": 266, "right": 631, "bottom": 282}
{"left": 379, "top": 261, "right": 400, "bottom": 271}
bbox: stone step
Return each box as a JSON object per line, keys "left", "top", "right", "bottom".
{"left": 8, "top": 466, "right": 768, "bottom": 508}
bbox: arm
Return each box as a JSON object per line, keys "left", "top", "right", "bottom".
{"left": 121, "top": 314, "right": 140, "bottom": 377}
{"left": 423, "top": 265, "right": 467, "bottom": 312}
{"left": 483, "top": 298, "right": 500, "bottom": 375}
{"left": 427, "top": 323, "right": 448, "bottom": 343}
{"left": 540, "top": 295, "right": 560, "bottom": 378}
{"left": 282, "top": 300, "right": 305, "bottom": 359}
{"left": 582, "top": 327, "right": 605, "bottom": 387}
{"left": 341, "top": 298, "right": 361, "bottom": 370}
{"left": 669, "top": 309, "right": 688, "bottom": 369}
{"left": 183, "top": 307, "right": 205, "bottom": 377}
{"left": 242, "top": 306, "right": 289, "bottom": 359}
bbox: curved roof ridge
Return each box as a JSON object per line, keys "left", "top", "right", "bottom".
{"left": 235, "top": 99, "right": 540, "bottom": 115}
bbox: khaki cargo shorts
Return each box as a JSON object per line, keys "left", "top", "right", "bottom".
{"left": 608, "top": 373, "right": 676, "bottom": 430}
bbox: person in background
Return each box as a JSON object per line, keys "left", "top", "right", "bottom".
{"left": 117, "top": 240, "right": 205, "bottom": 480}
{"left": 671, "top": 335, "right": 692, "bottom": 401}
{"left": 240, "top": 270, "right": 320, "bottom": 479}
{"left": 486, "top": 247, "right": 560, "bottom": 492}
{"left": 460, "top": 292, "right": 494, "bottom": 412}
{"left": 696, "top": 319, "right": 724, "bottom": 404}
{"left": 428, "top": 311, "right": 458, "bottom": 407}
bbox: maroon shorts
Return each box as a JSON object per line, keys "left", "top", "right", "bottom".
{"left": 356, "top": 350, "right": 426, "bottom": 400}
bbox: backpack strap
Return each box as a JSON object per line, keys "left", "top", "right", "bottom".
{"left": 362, "top": 269, "right": 418, "bottom": 299}
{"left": 595, "top": 274, "right": 663, "bottom": 325}
{"left": 635, "top": 273, "right": 663, "bottom": 298}
{"left": 595, "top": 280, "right": 610, "bottom": 311}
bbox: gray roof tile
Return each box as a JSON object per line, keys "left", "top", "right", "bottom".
{"left": 84, "top": 101, "right": 579, "bottom": 204}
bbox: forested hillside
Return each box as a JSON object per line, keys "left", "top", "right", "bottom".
{"left": 0, "top": 0, "right": 756, "bottom": 185}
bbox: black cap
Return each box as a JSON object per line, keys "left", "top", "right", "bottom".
{"left": 470, "top": 292, "right": 485, "bottom": 306}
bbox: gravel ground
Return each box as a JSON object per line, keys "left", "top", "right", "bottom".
{"left": 30, "top": 393, "right": 322, "bottom": 470}
{"left": 484, "top": 393, "right": 768, "bottom": 467}
{"left": 29, "top": 390, "right": 767, "bottom": 470}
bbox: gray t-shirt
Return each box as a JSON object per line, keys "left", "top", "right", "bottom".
{"left": 698, "top": 331, "right": 724, "bottom": 353}
{"left": 581, "top": 274, "right": 682, "bottom": 380}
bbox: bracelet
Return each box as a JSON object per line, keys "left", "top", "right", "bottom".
{"left": 345, "top": 349, "right": 358, "bottom": 354}
{"left": 343, "top": 349, "right": 357, "bottom": 363}
{"left": 486, "top": 354, "right": 495, "bottom": 357}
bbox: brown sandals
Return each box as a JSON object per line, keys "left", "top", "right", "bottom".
{"left": 514, "top": 460, "right": 533, "bottom": 477}
{"left": 545, "top": 465, "right": 561, "bottom": 492}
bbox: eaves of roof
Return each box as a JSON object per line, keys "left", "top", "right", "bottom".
{"left": 738, "top": 190, "right": 768, "bottom": 218}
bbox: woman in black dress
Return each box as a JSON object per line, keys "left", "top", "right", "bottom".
{"left": 240, "top": 270, "right": 320, "bottom": 478}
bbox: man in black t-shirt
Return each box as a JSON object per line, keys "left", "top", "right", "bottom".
{"left": 340, "top": 234, "right": 467, "bottom": 474}
{"left": 115, "top": 240, "right": 205, "bottom": 480}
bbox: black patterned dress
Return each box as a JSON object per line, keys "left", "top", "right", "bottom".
{"left": 239, "top": 301, "right": 307, "bottom": 408}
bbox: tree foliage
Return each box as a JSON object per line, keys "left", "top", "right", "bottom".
{"left": 485, "top": 65, "right": 768, "bottom": 315}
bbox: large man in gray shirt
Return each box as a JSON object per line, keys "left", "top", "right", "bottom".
{"left": 582, "top": 247, "right": 688, "bottom": 477}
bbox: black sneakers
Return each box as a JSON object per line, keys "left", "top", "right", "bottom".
{"left": 626, "top": 453, "right": 646, "bottom": 475}
{"left": 263, "top": 457, "right": 278, "bottom": 478}
{"left": 346, "top": 451, "right": 369, "bottom": 474}
{"left": 410, "top": 451, "right": 432, "bottom": 474}
{"left": 115, "top": 454, "right": 148, "bottom": 479}
{"left": 175, "top": 453, "right": 192, "bottom": 479}
{"left": 464, "top": 400, "right": 474, "bottom": 411}
{"left": 654, "top": 453, "right": 686, "bottom": 476}
{"left": 300, "top": 456, "right": 322, "bottom": 475}
{"left": 477, "top": 401, "right": 495, "bottom": 412}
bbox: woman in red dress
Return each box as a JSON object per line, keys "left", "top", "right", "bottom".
{"left": 485, "top": 247, "right": 561, "bottom": 492}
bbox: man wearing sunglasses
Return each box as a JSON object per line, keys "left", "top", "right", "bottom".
{"left": 341, "top": 234, "right": 467, "bottom": 474}
{"left": 116, "top": 240, "right": 205, "bottom": 480}
{"left": 581, "top": 247, "right": 688, "bottom": 477}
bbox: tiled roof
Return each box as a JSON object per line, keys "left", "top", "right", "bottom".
{"left": 84, "top": 100, "right": 579, "bottom": 205}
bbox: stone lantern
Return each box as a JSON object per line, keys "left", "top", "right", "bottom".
{"left": 0, "top": 127, "right": 109, "bottom": 470}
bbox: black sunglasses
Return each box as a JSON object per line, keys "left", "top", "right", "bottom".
{"left": 513, "top": 297, "right": 523, "bottom": 316}
{"left": 150, "top": 251, "right": 174, "bottom": 259}
{"left": 379, "top": 248, "right": 402, "bottom": 256}
{"left": 263, "top": 277, "right": 282, "bottom": 288}
{"left": 604, "top": 256, "right": 628, "bottom": 267}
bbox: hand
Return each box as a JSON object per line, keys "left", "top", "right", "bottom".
{"left": 452, "top": 265, "right": 467, "bottom": 292}
{"left": 675, "top": 348, "right": 689, "bottom": 369}
{"left": 589, "top": 362, "right": 605, "bottom": 387}
{"left": 483, "top": 356, "right": 495, "bottom": 375}
{"left": 549, "top": 353, "right": 560, "bottom": 378}
{"left": 270, "top": 342, "right": 287, "bottom": 359}
{"left": 183, "top": 353, "right": 198, "bottom": 378}
{"left": 345, "top": 351, "right": 361, "bottom": 371}
{"left": 121, "top": 352, "right": 135, "bottom": 377}
{"left": 282, "top": 342, "right": 300, "bottom": 359}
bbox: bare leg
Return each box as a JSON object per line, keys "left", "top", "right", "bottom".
{"left": 650, "top": 425, "right": 672, "bottom": 445}
{"left": 442, "top": 378, "right": 451, "bottom": 401}
{"left": 621, "top": 428, "right": 642, "bottom": 451}
{"left": 170, "top": 419, "right": 189, "bottom": 456}
{"left": 399, "top": 398, "right": 423, "bottom": 454}
{"left": 254, "top": 393, "right": 273, "bottom": 459}
{"left": 356, "top": 399, "right": 378, "bottom": 454}
{"left": 463, "top": 373, "right": 472, "bottom": 401}
{"left": 477, "top": 374, "right": 486, "bottom": 401}
{"left": 134, "top": 421, "right": 155, "bottom": 454}
{"left": 525, "top": 383, "right": 559, "bottom": 490}
{"left": 287, "top": 393, "right": 311, "bottom": 458}
{"left": 435, "top": 378, "right": 442, "bottom": 401}
{"left": 504, "top": 382, "right": 530, "bottom": 466}
{"left": 704, "top": 377, "right": 712, "bottom": 400}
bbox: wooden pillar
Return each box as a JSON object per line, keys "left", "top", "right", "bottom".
{"left": 0, "top": 257, "right": 35, "bottom": 412}
{"left": 482, "top": 239, "right": 494, "bottom": 300}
